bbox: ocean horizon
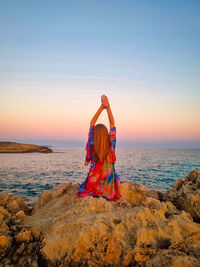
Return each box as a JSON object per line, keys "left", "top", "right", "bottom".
{"left": 1, "top": 138, "right": 200, "bottom": 149}
{"left": 0, "top": 147, "right": 200, "bottom": 207}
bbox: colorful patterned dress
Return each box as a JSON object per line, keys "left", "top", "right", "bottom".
{"left": 76, "top": 125, "right": 122, "bottom": 202}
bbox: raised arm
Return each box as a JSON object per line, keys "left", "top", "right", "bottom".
{"left": 101, "top": 95, "right": 115, "bottom": 129}
{"left": 90, "top": 104, "right": 104, "bottom": 126}
{"left": 106, "top": 105, "right": 115, "bottom": 129}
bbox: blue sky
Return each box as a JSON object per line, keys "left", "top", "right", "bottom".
{"left": 1, "top": 0, "right": 200, "bottom": 86}
{"left": 0, "top": 0, "right": 200, "bottom": 148}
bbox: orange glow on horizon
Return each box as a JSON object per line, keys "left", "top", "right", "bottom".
{"left": 0, "top": 85, "right": 199, "bottom": 142}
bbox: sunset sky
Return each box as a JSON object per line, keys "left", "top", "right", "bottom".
{"left": 0, "top": 0, "right": 200, "bottom": 147}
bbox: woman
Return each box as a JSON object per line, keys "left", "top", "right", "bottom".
{"left": 76, "top": 95, "right": 122, "bottom": 202}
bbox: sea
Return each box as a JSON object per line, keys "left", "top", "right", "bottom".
{"left": 0, "top": 147, "right": 200, "bottom": 207}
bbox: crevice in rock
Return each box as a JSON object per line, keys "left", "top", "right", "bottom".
{"left": 157, "top": 238, "right": 171, "bottom": 250}
{"left": 164, "top": 211, "right": 179, "bottom": 218}
{"left": 113, "top": 218, "right": 121, "bottom": 224}
{"left": 193, "top": 217, "right": 200, "bottom": 224}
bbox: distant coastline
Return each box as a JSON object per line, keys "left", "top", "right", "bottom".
{"left": 0, "top": 141, "right": 53, "bottom": 153}
{"left": 1, "top": 138, "right": 200, "bottom": 149}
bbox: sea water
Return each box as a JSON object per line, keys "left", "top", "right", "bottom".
{"left": 0, "top": 147, "right": 200, "bottom": 207}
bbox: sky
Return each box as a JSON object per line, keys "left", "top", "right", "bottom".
{"left": 0, "top": 0, "right": 200, "bottom": 148}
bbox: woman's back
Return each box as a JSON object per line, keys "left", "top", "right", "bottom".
{"left": 76, "top": 125, "right": 122, "bottom": 201}
{"left": 85, "top": 125, "right": 116, "bottom": 166}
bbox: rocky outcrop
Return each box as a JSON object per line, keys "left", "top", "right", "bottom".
{"left": 0, "top": 192, "right": 42, "bottom": 266}
{"left": 0, "top": 141, "right": 53, "bottom": 153}
{"left": 163, "top": 169, "right": 200, "bottom": 223}
{"left": 0, "top": 169, "right": 200, "bottom": 266}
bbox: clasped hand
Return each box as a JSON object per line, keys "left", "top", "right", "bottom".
{"left": 101, "top": 95, "right": 110, "bottom": 109}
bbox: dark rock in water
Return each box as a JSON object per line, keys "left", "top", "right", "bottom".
{"left": 0, "top": 170, "right": 200, "bottom": 266}
{"left": 0, "top": 141, "right": 53, "bottom": 153}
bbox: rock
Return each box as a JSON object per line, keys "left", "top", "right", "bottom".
{"left": 15, "top": 242, "right": 25, "bottom": 255}
{"left": 0, "top": 221, "right": 10, "bottom": 236}
{"left": 0, "top": 141, "right": 53, "bottom": 153}
{"left": 31, "top": 226, "right": 42, "bottom": 241}
{"left": 0, "top": 192, "right": 31, "bottom": 215}
{"left": 0, "top": 193, "right": 39, "bottom": 265}
{"left": 1, "top": 257, "right": 11, "bottom": 265}
{"left": 30, "top": 257, "right": 38, "bottom": 267}
{"left": 22, "top": 171, "right": 200, "bottom": 266}
{"left": 134, "top": 246, "right": 156, "bottom": 262}
{"left": 0, "top": 193, "right": 10, "bottom": 207}
{"left": 146, "top": 189, "right": 164, "bottom": 201}
{"left": 163, "top": 169, "right": 200, "bottom": 223}
{"left": 27, "top": 242, "right": 35, "bottom": 255}
{"left": 10, "top": 224, "right": 24, "bottom": 232}
{"left": 1, "top": 169, "right": 200, "bottom": 266}
{"left": 146, "top": 232, "right": 200, "bottom": 267}
{"left": 16, "top": 210, "right": 26, "bottom": 219}
{"left": 6, "top": 200, "right": 21, "bottom": 214}
{"left": 119, "top": 181, "right": 147, "bottom": 206}
{"left": 32, "top": 182, "right": 71, "bottom": 213}
{"left": 0, "top": 235, "right": 12, "bottom": 258}
{"left": 32, "top": 190, "right": 53, "bottom": 213}
{"left": 0, "top": 206, "right": 11, "bottom": 224}
{"left": 16, "top": 255, "right": 32, "bottom": 266}
{"left": 15, "top": 230, "right": 32, "bottom": 243}
{"left": 171, "top": 255, "right": 200, "bottom": 267}
{"left": 6, "top": 195, "right": 29, "bottom": 214}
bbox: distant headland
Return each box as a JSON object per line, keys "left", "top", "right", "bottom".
{"left": 0, "top": 141, "right": 53, "bottom": 153}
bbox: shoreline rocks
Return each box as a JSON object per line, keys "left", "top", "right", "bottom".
{"left": 0, "top": 193, "right": 41, "bottom": 267}
{"left": 163, "top": 169, "right": 200, "bottom": 223}
{"left": 0, "top": 141, "right": 53, "bottom": 153}
{"left": 0, "top": 169, "right": 200, "bottom": 266}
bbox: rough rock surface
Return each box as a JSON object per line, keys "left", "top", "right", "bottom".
{"left": 163, "top": 169, "right": 200, "bottom": 223}
{"left": 0, "top": 169, "right": 200, "bottom": 267}
{"left": 0, "top": 141, "right": 53, "bottom": 153}
{"left": 0, "top": 193, "right": 41, "bottom": 266}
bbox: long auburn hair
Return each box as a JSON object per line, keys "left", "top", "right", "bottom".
{"left": 93, "top": 124, "right": 110, "bottom": 162}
